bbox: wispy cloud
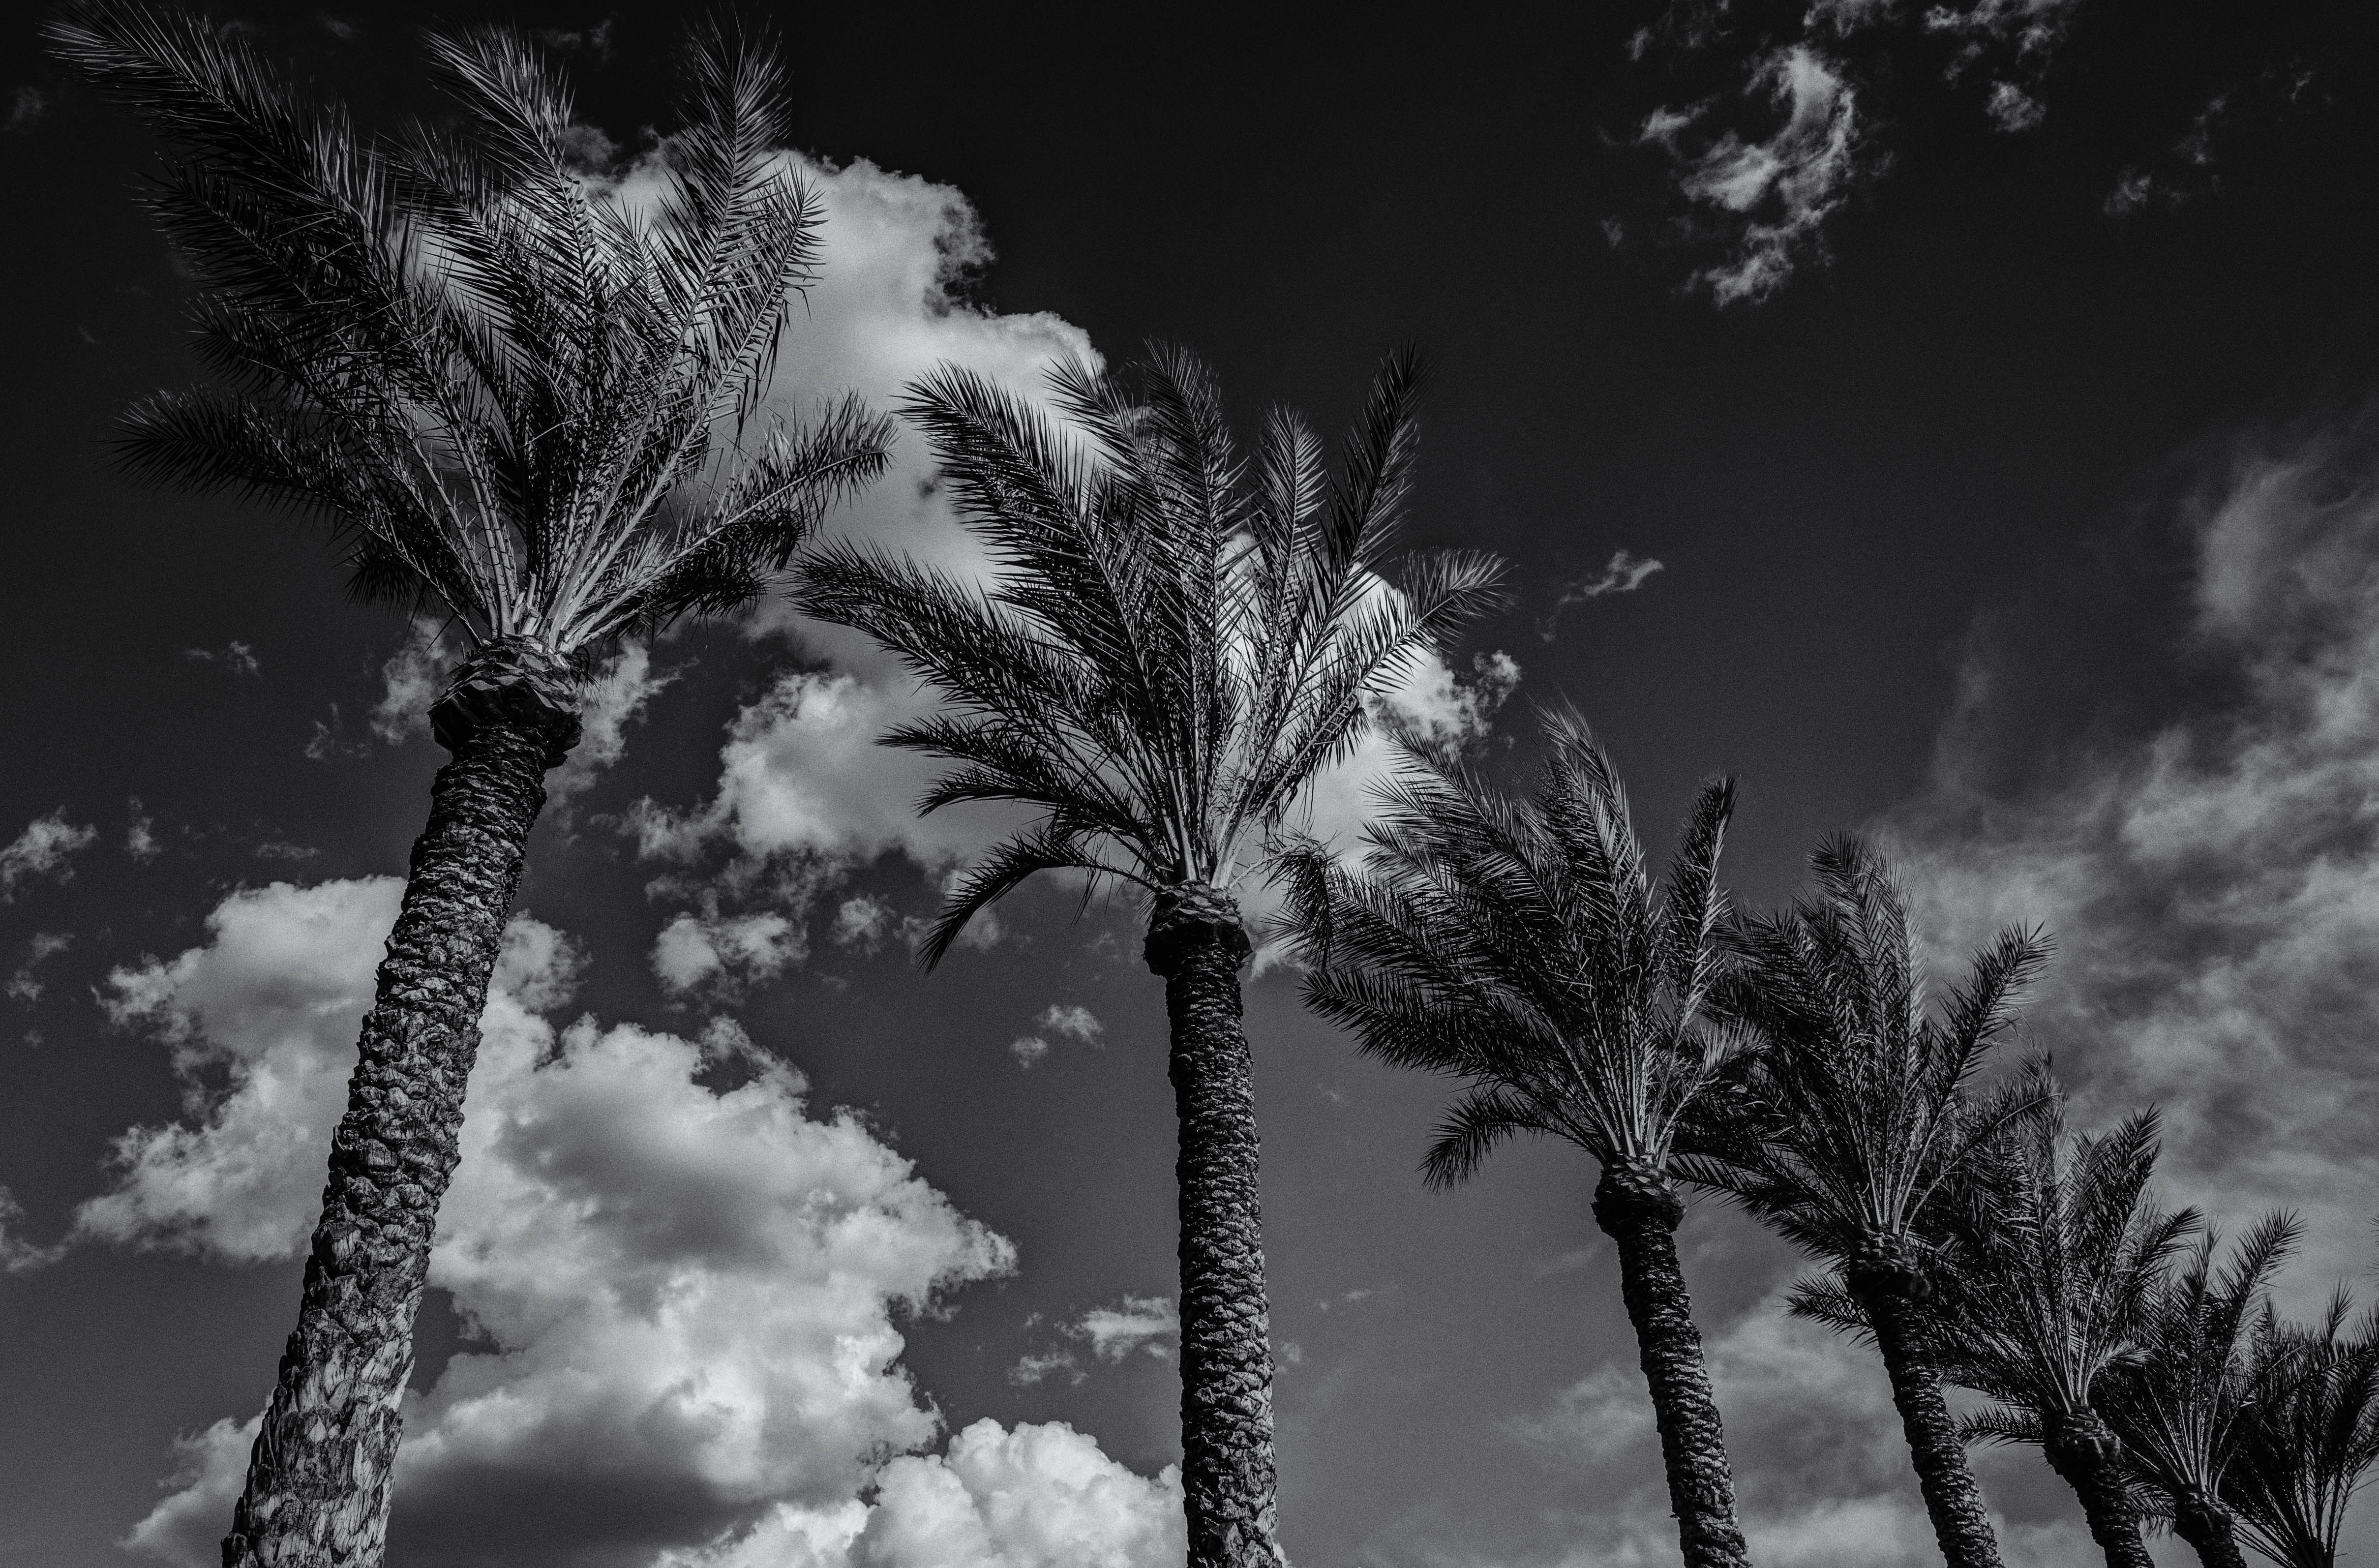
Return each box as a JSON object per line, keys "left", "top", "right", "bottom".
{"left": 1006, "top": 1292, "right": 1179, "bottom": 1384}
{"left": 0, "top": 812, "right": 96, "bottom": 900}
{"left": 1010, "top": 1002, "right": 1103, "bottom": 1068}
{"left": 1540, "top": 549, "right": 1666, "bottom": 640}
{"left": 183, "top": 641, "right": 260, "bottom": 677}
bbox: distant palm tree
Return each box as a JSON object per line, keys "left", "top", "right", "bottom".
{"left": 51, "top": 9, "right": 892, "bottom": 1564}
{"left": 793, "top": 344, "right": 1505, "bottom": 1568}
{"left": 1934, "top": 1099, "right": 2200, "bottom": 1568}
{"left": 1677, "top": 836, "right": 2050, "bottom": 1568}
{"left": 2222, "top": 1296, "right": 2379, "bottom": 1568}
{"left": 1282, "top": 713, "right": 1750, "bottom": 1568}
{"left": 2092, "top": 1215, "right": 2302, "bottom": 1568}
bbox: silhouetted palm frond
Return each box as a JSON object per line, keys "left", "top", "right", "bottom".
{"left": 2225, "top": 1297, "right": 2379, "bottom": 1568}
{"left": 793, "top": 344, "right": 1507, "bottom": 962}
{"left": 52, "top": 2, "right": 892, "bottom": 664}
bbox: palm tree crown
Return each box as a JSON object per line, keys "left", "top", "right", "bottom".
{"left": 54, "top": 4, "right": 893, "bottom": 693}
{"left": 2224, "top": 1297, "right": 2379, "bottom": 1568}
{"left": 1288, "top": 710, "right": 1736, "bottom": 1187}
{"left": 2094, "top": 1214, "right": 2301, "bottom": 1568}
{"left": 794, "top": 344, "right": 1505, "bottom": 961}
{"left": 1683, "top": 835, "right": 2050, "bottom": 1290}
{"left": 1935, "top": 1097, "right": 2200, "bottom": 1568}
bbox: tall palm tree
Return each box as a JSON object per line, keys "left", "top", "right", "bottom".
{"left": 1282, "top": 712, "right": 1751, "bottom": 1568}
{"left": 1676, "top": 835, "right": 2050, "bottom": 1568}
{"left": 51, "top": 10, "right": 892, "bottom": 1564}
{"left": 2222, "top": 1297, "right": 2379, "bottom": 1568}
{"left": 2092, "top": 1215, "right": 2302, "bottom": 1568}
{"left": 1933, "top": 1099, "right": 2201, "bottom": 1568}
{"left": 792, "top": 345, "right": 1506, "bottom": 1568}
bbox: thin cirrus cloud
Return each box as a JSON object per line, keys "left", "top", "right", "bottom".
{"left": 1008, "top": 1294, "right": 1181, "bottom": 1387}
{"left": 1539, "top": 548, "right": 1665, "bottom": 641}
{"left": 74, "top": 876, "right": 1180, "bottom": 1568}
{"left": 1880, "top": 411, "right": 2379, "bottom": 1324}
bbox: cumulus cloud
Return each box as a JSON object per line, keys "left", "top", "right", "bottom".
{"left": 1008, "top": 1294, "right": 1180, "bottom": 1386}
{"left": 126, "top": 798, "right": 160, "bottom": 861}
{"left": 830, "top": 895, "right": 895, "bottom": 953}
{"left": 74, "top": 878, "right": 1188, "bottom": 1568}
{"left": 1009, "top": 1003, "right": 1103, "bottom": 1069}
{"left": 369, "top": 614, "right": 459, "bottom": 745}
{"left": 651, "top": 900, "right": 805, "bottom": 996}
{"left": 0, "top": 811, "right": 97, "bottom": 899}
{"left": 551, "top": 641, "right": 673, "bottom": 800}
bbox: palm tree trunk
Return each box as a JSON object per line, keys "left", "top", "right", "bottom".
{"left": 2170, "top": 1491, "right": 2251, "bottom": 1568}
{"left": 1858, "top": 1285, "right": 2003, "bottom": 1568}
{"left": 224, "top": 645, "right": 574, "bottom": 1568}
{"left": 1592, "top": 1161, "right": 1752, "bottom": 1568}
{"left": 1146, "top": 886, "right": 1284, "bottom": 1568}
{"left": 2043, "top": 1411, "right": 2156, "bottom": 1568}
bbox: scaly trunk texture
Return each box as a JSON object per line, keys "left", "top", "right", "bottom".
{"left": 224, "top": 642, "right": 576, "bottom": 1568}
{"left": 1592, "top": 1161, "right": 1752, "bottom": 1568}
{"left": 2043, "top": 1411, "right": 2156, "bottom": 1568}
{"left": 1146, "top": 885, "right": 1284, "bottom": 1568}
{"left": 2170, "top": 1491, "right": 2251, "bottom": 1568}
{"left": 1852, "top": 1266, "right": 2003, "bottom": 1568}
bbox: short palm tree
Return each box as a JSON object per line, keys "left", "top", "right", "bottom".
{"left": 2222, "top": 1297, "right": 2379, "bottom": 1568}
{"left": 1282, "top": 712, "right": 1751, "bottom": 1568}
{"left": 1677, "top": 835, "right": 2050, "bottom": 1568}
{"left": 1934, "top": 1099, "right": 2201, "bottom": 1568}
{"left": 2092, "top": 1215, "right": 2302, "bottom": 1568}
{"left": 52, "top": 9, "right": 892, "bottom": 1564}
{"left": 792, "top": 344, "right": 1505, "bottom": 1568}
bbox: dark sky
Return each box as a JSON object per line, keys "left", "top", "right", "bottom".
{"left": 4, "top": 2, "right": 2378, "bottom": 1566}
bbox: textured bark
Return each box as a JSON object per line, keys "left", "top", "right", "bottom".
{"left": 1146, "top": 886, "right": 1284, "bottom": 1568}
{"left": 224, "top": 643, "right": 574, "bottom": 1568}
{"left": 1856, "top": 1282, "right": 2004, "bottom": 1568}
{"left": 2043, "top": 1411, "right": 2157, "bottom": 1568}
{"left": 1592, "top": 1162, "right": 1752, "bottom": 1568}
{"left": 2170, "top": 1492, "right": 2251, "bottom": 1568}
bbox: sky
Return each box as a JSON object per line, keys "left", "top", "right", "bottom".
{"left": 2, "top": 1, "right": 2378, "bottom": 1566}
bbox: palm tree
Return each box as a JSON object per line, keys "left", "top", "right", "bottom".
{"left": 51, "top": 9, "right": 892, "bottom": 1564}
{"left": 1933, "top": 1098, "right": 2201, "bottom": 1568}
{"left": 792, "top": 344, "right": 1505, "bottom": 1568}
{"left": 1675, "top": 835, "right": 2050, "bottom": 1568}
{"left": 2092, "top": 1215, "right": 2302, "bottom": 1568}
{"left": 1282, "top": 712, "right": 1751, "bottom": 1568}
{"left": 2221, "top": 1297, "right": 2379, "bottom": 1568}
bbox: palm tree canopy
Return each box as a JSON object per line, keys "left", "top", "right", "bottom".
{"left": 1283, "top": 710, "right": 1737, "bottom": 1185}
{"left": 1675, "top": 834, "right": 2052, "bottom": 1279}
{"left": 2094, "top": 1213, "right": 2302, "bottom": 1512}
{"left": 50, "top": 3, "right": 894, "bottom": 665}
{"left": 1936, "top": 1098, "right": 2201, "bottom": 1434}
{"left": 2224, "top": 1295, "right": 2379, "bottom": 1568}
{"left": 793, "top": 344, "right": 1508, "bottom": 964}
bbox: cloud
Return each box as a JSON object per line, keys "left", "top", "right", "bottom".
{"left": 552, "top": 641, "right": 673, "bottom": 801}
{"left": 666, "top": 1420, "right": 1183, "bottom": 1568}
{"left": 4, "top": 85, "right": 46, "bottom": 135}
{"left": 183, "top": 641, "right": 261, "bottom": 676}
{"left": 1006, "top": 1294, "right": 1179, "bottom": 1385}
{"left": 1009, "top": 1003, "right": 1103, "bottom": 1069}
{"left": 126, "top": 799, "right": 160, "bottom": 861}
{"left": 1985, "top": 80, "right": 2047, "bottom": 132}
{"left": 8, "top": 931, "right": 72, "bottom": 1003}
{"left": 1540, "top": 550, "right": 1666, "bottom": 640}
{"left": 0, "top": 1185, "right": 61, "bottom": 1273}
{"left": 1643, "top": 45, "right": 1867, "bottom": 305}
{"left": 1882, "top": 412, "right": 2379, "bottom": 1300}
{"left": 369, "top": 614, "right": 459, "bottom": 746}
{"left": 830, "top": 895, "right": 895, "bottom": 953}
{"left": 69, "top": 879, "right": 1196, "bottom": 1568}
{"left": 651, "top": 901, "right": 805, "bottom": 996}
{"left": 0, "top": 812, "right": 97, "bottom": 899}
